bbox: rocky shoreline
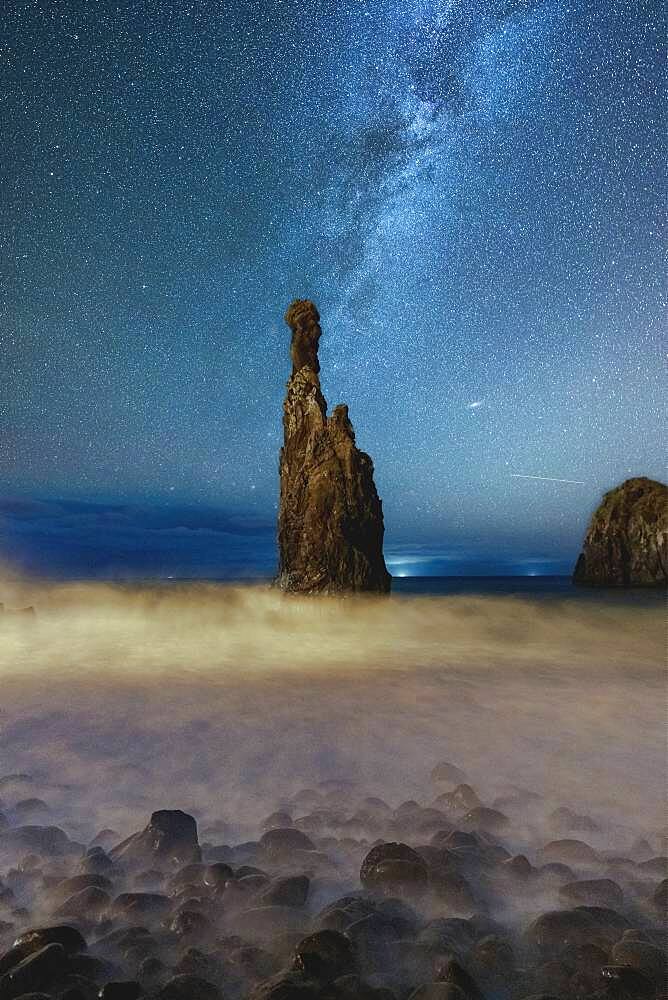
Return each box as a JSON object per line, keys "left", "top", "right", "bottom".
{"left": 0, "top": 767, "right": 665, "bottom": 1000}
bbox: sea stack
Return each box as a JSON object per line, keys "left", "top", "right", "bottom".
{"left": 573, "top": 477, "right": 667, "bottom": 587}
{"left": 275, "top": 300, "right": 391, "bottom": 594}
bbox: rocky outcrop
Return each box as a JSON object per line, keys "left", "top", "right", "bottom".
{"left": 573, "top": 477, "right": 667, "bottom": 587}
{"left": 109, "top": 809, "right": 201, "bottom": 870}
{"left": 275, "top": 300, "right": 391, "bottom": 594}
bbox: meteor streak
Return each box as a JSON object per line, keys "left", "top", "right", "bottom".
{"left": 511, "top": 474, "right": 585, "bottom": 485}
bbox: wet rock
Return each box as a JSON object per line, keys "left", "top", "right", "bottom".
{"left": 202, "top": 863, "right": 233, "bottom": 889}
{"left": 78, "top": 848, "right": 114, "bottom": 875}
{"left": 275, "top": 299, "right": 391, "bottom": 594}
{"left": 111, "top": 894, "right": 170, "bottom": 921}
{"left": 558, "top": 878, "right": 623, "bottom": 908}
{"left": 55, "top": 887, "right": 110, "bottom": 920}
{"left": 574, "top": 904, "right": 630, "bottom": 940}
{"left": 408, "top": 987, "right": 467, "bottom": 1000}
{"left": 417, "top": 917, "right": 474, "bottom": 957}
{"left": 344, "top": 912, "right": 402, "bottom": 973}
{"left": 531, "top": 959, "right": 573, "bottom": 995}
{"left": 168, "top": 864, "right": 207, "bottom": 892}
{"left": 609, "top": 938, "right": 667, "bottom": 985}
{"left": 13, "top": 801, "right": 50, "bottom": 824}
{"left": 501, "top": 854, "right": 534, "bottom": 879}
{"left": 524, "top": 908, "right": 603, "bottom": 956}
{"left": 538, "top": 861, "right": 575, "bottom": 882}
{"left": 229, "top": 944, "right": 279, "bottom": 982}
{"left": 460, "top": 807, "right": 508, "bottom": 834}
{"left": 0, "top": 942, "right": 67, "bottom": 998}
{"left": 3, "top": 926, "right": 86, "bottom": 974}
{"left": 259, "top": 828, "right": 315, "bottom": 858}
{"left": 434, "top": 786, "right": 481, "bottom": 816}
{"left": 651, "top": 876, "right": 667, "bottom": 913}
{"left": 539, "top": 839, "right": 599, "bottom": 866}
{"left": 169, "top": 910, "right": 213, "bottom": 941}
{"left": 292, "top": 929, "right": 355, "bottom": 982}
{"left": 98, "top": 983, "right": 143, "bottom": 999}
{"left": 573, "top": 477, "right": 668, "bottom": 586}
{"left": 0, "top": 826, "right": 73, "bottom": 859}
{"left": 261, "top": 812, "right": 293, "bottom": 831}
{"left": 136, "top": 956, "right": 165, "bottom": 984}
{"left": 248, "top": 970, "right": 321, "bottom": 999}
{"left": 470, "top": 934, "right": 515, "bottom": 979}
{"left": 260, "top": 875, "right": 310, "bottom": 908}
{"left": 428, "top": 869, "right": 476, "bottom": 912}
{"left": 548, "top": 806, "right": 599, "bottom": 834}
{"left": 233, "top": 905, "right": 306, "bottom": 940}
{"left": 637, "top": 855, "right": 667, "bottom": 875}
{"left": 156, "top": 974, "right": 220, "bottom": 999}
{"left": 110, "top": 811, "right": 200, "bottom": 870}
{"left": 601, "top": 964, "right": 655, "bottom": 996}
{"left": 51, "top": 876, "right": 113, "bottom": 900}
{"left": 363, "top": 858, "right": 429, "bottom": 897}
{"left": 360, "top": 843, "right": 426, "bottom": 888}
{"left": 435, "top": 958, "right": 485, "bottom": 1000}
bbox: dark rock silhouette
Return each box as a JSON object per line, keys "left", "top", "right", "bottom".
{"left": 573, "top": 477, "right": 667, "bottom": 587}
{"left": 275, "top": 300, "right": 391, "bottom": 594}
{"left": 109, "top": 809, "right": 201, "bottom": 870}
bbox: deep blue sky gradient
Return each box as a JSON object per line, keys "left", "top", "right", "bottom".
{"left": 2, "top": 0, "right": 665, "bottom": 578}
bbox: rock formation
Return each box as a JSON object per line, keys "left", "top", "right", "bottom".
{"left": 109, "top": 809, "right": 201, "bottom": 870}
{"left": 275, "top": 300, "right": 391, "bottom": 594}
{"left": 573, "top": 477, "right": 667, "bottom": 587}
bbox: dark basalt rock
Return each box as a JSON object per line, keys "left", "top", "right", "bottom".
{"left": 99, "top": 983, "right": 143, "bottom": 1000}
{"left": 601, "top": 964, "right": 655, "bottom": 996}
{"left": 573, "top": 477, "right": 668, "bottom": 586}
{"left": 111, "top": 893, "right": 171, "bottom": 920}
{"left": 110, "top": 811, "right": 200, "bottom": 870}
{"left": 2, "top": 926, "right": 86, "bottom": 974}
{"left": 0, "top": 942, "right": 67, "bottom": 998}
{"left": 293, "top": 929, "right": 356, "bottom": 982}
{"left": 260, "top": 875, "right": 310, "bottom": 908}
{"left": 558, "top": 878, "right": 623, "bottom": 908}
{"left": 360, "top": 843, "right": 426, "bottom": 888}
{"left": 0, "top": 826, "right": 73, "bottom": 859}
{"left": 156, "top": 974, "right": 220, "bottom": 999}
{"left": 54, "top": 886, "right": 111, "bottom": 919}
{"left": 539, "top": 839, "right": 599, "bottom": 865}
{"left": 275, "top": 299, "right": 391, "bottom": 595}
{"left": 408, "top": 986, "right": 467, "bottom": 1000}
{"left": 259, "top": 827, "right": 315, "bottom": 857}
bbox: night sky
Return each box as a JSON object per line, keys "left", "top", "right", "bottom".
{"left": 2, "top": 0, "right": 665, "bottom": 579}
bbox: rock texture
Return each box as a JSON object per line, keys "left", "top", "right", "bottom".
{"left": 573, "top": 477, "right": 667, "bottom": 587}
{"left": 275, "top": 300, "right": 391, "bottom": 594}
{"left": 109, "top": 809, "right": 201, "bottom": 869}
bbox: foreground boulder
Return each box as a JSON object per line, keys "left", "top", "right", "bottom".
{"left": 275, "top": 299, "right": 391, "bottom": 594}
{"left": 110, "top": 810, "right": 200, "bottom": 870}
{"left": 573, "top": 477, "right": 667, "bottom": 586}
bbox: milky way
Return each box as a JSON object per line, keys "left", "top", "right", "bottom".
{"left": 2, "top": 0, "right": 664, "bottom": 577}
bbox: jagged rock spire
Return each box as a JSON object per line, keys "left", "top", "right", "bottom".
{"left": 275, "top": 300, "right": 391, "bottom": 594}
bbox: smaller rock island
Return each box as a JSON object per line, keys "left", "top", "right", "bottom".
{"left": 573, "top": 476, "right": 667, "bottom": 587}
{"left": 275, "top": 300, "right": 391, "bottom": 594}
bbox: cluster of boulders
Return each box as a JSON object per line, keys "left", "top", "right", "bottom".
{"left": 0, "top": 767, "right": 665, "bottom": 999}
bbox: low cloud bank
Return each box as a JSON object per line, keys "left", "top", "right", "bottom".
{"left": 0, "top": 578, "right": 663, "bottom": 849}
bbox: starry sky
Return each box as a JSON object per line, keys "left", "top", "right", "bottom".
{"left": 2, "top": 0, "right": 665, "bottom": 579}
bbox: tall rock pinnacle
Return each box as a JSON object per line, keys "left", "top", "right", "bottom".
{"left": 573, "top": 477, "right": 667, "bottom": 587}
{"left": 275, "top": 300, "right": 391, "bottom": 594}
